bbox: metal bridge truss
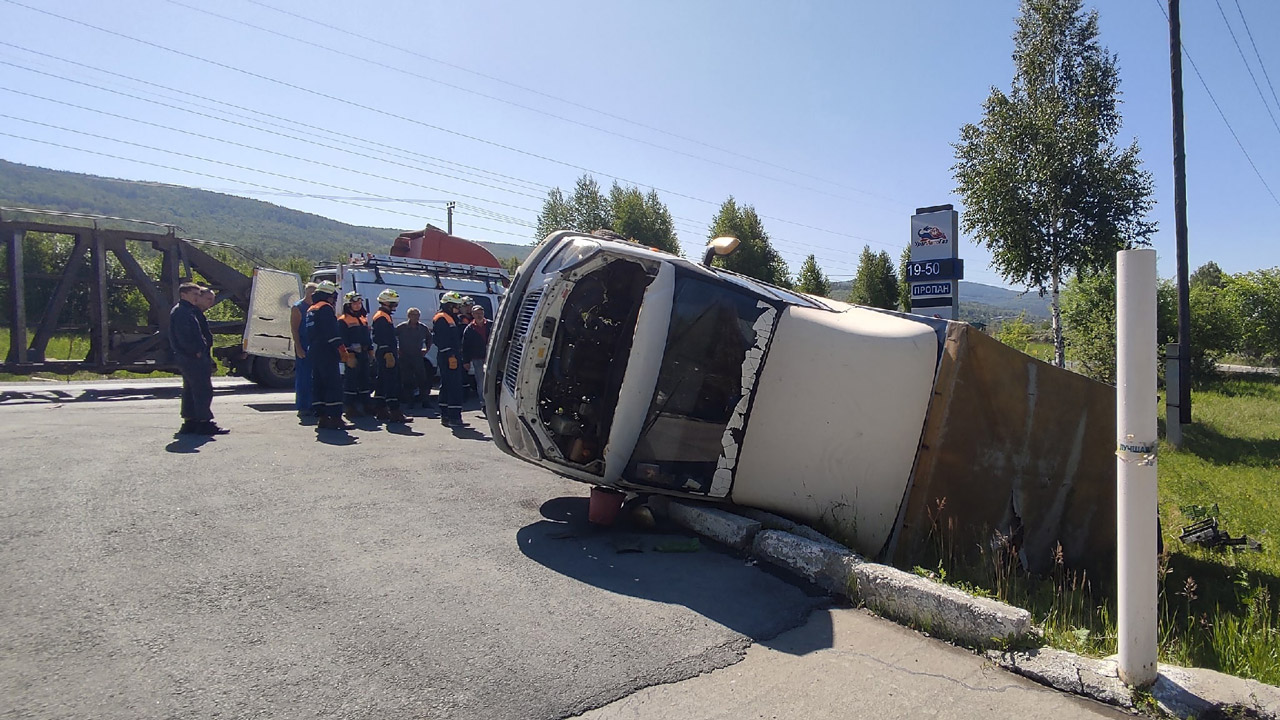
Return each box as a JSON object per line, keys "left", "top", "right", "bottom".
{"left": 1, "top": 208, "right": 252, "bottom": 375}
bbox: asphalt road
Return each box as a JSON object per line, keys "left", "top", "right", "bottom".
{"left": 0, "top": 382, "right": 829, "bottom": 719}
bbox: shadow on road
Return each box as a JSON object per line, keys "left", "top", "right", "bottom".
{"left": 386, "top": 423, "right": 423, "bottom": 437}
{"left": 246, "top": 402, "right": 297, "bottom": 413}
{"left": 450, "top": 424, "right": 489, "bottom": 441}
{"left": 1, "top": 382, "right": 265, "bottom": 405}
{"left": 519, "top": 496, "right": 833, "bottom": 656}
{"left": 165, "top": 434, "right": 216, "bottom": 453}
{"left": 315, "top": 429, "right": 358, "bottom": 446}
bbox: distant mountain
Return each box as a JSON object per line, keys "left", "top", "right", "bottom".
{"left": 0, "top": 160, "right": 533, "bottom": 263}
{"left": 827, "top": 279, "right": 1050, "bottom": 323}
{"left": 957, "top": 282, "right": 1049, "bottom": 319}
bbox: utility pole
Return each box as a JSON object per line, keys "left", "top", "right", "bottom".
{"left": 447, "top": 201, "right": 456, "bottom": 235}
{"left": 1169, "top": 0, "right": 1192, "bottom": 425}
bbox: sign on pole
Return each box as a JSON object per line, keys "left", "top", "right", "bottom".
{"left": 909, "top": 205, "right": 961, "bottom": 320}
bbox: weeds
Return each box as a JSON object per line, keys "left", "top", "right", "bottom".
{"left": 922, "top": 519, "right": 1279, "bottom": 684}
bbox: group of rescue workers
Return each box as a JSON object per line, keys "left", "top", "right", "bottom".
{"left": 291, "top": 280, "right": 490, "bottom": 431}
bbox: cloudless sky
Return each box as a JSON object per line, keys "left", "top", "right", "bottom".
{"left": 1, "top": 0, "right": 1278, "bottom": 289}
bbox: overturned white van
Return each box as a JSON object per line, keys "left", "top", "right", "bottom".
{"left": 483, "top": 231, "right": 1118, "bottom": 576}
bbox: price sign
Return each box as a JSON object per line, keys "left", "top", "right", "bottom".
{"left": 906, "top": 258, "right": 964, "bottom": 281}
{"left": 910, "top": 205, "right": 961, "bottom": 320}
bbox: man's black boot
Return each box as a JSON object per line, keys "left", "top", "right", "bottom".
{"left": 199, "top": 421, "right": 230, "bottom": 435}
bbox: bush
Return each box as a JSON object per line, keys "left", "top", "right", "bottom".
{"left": 1225, "top": 269, "right": 1280, "bottom": 364}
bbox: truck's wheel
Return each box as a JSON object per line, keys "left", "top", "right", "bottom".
{"left": 252, "top": 356, "right": 296, "bottom": 389}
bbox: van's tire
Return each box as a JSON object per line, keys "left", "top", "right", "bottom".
{"left": 252, "top": 356, "right": 296, "bottom": 389}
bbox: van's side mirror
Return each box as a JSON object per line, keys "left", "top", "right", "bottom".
{"left": 702, "top": 236, "right": 740, "bottom": 267}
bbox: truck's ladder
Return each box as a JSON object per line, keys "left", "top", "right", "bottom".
{"left": 320, "top": 253, "right": 510, "bottom": 288}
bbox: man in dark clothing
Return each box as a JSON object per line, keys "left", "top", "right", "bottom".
{"left": 290, "top": 282, "right": 317, "bottom": 419}
{"left": 397, "top": 307, "right": 433, "bottom": 409}
{"left": 433, "top": 291, "right": 467, "bottom": 427}
{"left": 338, "top": 291, "right": 373, "bottom": 420}
{"left": 371, "top": 289, "right": 412, "bottom": 424}
{"left": 461, "top": 304, "right": 491, "bottom": 414}
{"left": 306, "top": 281, "right": 354, "bottom": 430}
{"left": 169, "top": 282, "right": 226, "bottom": 435}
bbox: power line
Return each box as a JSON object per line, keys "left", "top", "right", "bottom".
{"left": 0, "top": 126, "right": 533, "bottom": 239}
{"left": 244, "top": 0, "right": 901, "bottom": 203}
{"left": 1213, "top": 0, "right": 1280, "bottom": 139}
{"left": 2, "top": 57, "right": 883, "bottom": 274}
{"left": 193, "top": 190, "right": 456, "bottom": 203}
{"left": 0, "top": 84, "right": 547, "bottom": 223}
{"left": 166, "top": 0, "right": 897, "bottom": 209}
{"left": 0, "top": 45, "right": 552, "bottom": 199}
{"left": 1153, "top": 0, "right": 1280, "bottom": 208}
{"left": 1232, "top": 0, "right": 1280, "bottom": 118}
{"left": 2, "top": 14, "right": 945, "bottom": 278}
{"left": 0, "top": 2, "right": 897, "bottom": 250}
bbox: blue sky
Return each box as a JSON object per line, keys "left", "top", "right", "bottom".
{"left": 1, "top": 0, "right": 1278, "bottom": 289}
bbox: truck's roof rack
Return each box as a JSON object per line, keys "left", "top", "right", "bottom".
{"left": 315, "top": 253, "right": 510, "bottom": 289}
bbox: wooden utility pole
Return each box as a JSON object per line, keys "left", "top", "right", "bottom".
{"left": 1169, "top": 0, "right": 1192, "bottom": 424}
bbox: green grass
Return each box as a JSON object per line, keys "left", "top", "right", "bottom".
{"left": 0, "top": 332, "right": 234, "bottom": 381}
{"left": 921, "top": 374, "right": 1280, "bottom": 685}
{"left": 1024, "top": 340, "right": 1055, "bottom": 363}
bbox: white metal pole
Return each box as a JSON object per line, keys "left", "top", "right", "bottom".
{"left": 1116, "top": 249, "right": 1159, "bottom": 687}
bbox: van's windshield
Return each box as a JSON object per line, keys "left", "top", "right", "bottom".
{"left": 624, "top": 273, "right": 774, "bottom": 493}
{"left": 536, "top": 258, "right": 655, "bottom": 472}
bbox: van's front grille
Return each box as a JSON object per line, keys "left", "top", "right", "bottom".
{"left": 503, "top": 288, "right": 544, "bottom": 394}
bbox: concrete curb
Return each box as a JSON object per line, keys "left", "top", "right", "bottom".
{"left": 661, "top": 498, "right": 762, "bottom": 552}
{"left": 650, "top": 498, "right": 1278, "bottom": 719}
{"left": 987, "top": 647, "right": 1280, "bottom": 719}
{"left": 659, "top": 499, "right": 1031, "bottom": 648}
{"left": 849, "top": 560, "right": 1031, "bottom": 646}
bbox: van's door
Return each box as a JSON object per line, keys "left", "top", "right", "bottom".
{"left": 244, "top": 268, "right": 303, "bottom": 359}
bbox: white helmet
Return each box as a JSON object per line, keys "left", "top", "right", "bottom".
{"left": 377, "top": 289, "right": 400, "bottom": 305}
{"left": 314, "top": 280, "right": 338, "bottom": 296}
{"left": 441, "top": 291, "right": 465, "bottom": 306}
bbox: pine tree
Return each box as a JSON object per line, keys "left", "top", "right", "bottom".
{"left": 796, "top": 255, "right": 831, "bottom": 297}
{"left": 707, "top": 197, "right": 791, "bottom": 287}
{"left": 534, "top": 175, "right": 679, "bottom": 255}
{"left": 848, "top": 246, "right": 898, "bottom": 309}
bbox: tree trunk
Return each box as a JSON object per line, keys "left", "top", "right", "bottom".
{"left": 1051, "top": 264, "right": 1065, "bottom": 368}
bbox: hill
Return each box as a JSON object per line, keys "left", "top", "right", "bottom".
{"left": 828, "top": 279, "right": 1050, "bottom": 323}
{"left": 0, "top": 160, "right": 533, "bottom": 263}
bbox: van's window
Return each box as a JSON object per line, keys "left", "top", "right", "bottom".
{"left": 626, "top": 275, "right": 773, "bottom": 492}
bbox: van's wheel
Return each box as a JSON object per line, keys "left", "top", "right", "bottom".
{"left": 252, "top": 356, "right": 296, "bottom": 388}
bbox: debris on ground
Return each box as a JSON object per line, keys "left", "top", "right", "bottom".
{"left": 1179, "top": 517, "right": 1263, "bottom": 552}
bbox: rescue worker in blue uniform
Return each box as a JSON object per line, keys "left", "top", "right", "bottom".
{"left": 290, "top": 281, "right": 317, "bottom": 419}
{"left": 338, "top": 291, "right": 373, "bottom": 421}
{"left": 306, "top": 281, "right": 355, "bottom": 430}
{"left": 433, "top": 291, "right": 467, "bottom": 427}
{"left": 371, "top": 289, "right": 412, "bottom": 424}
